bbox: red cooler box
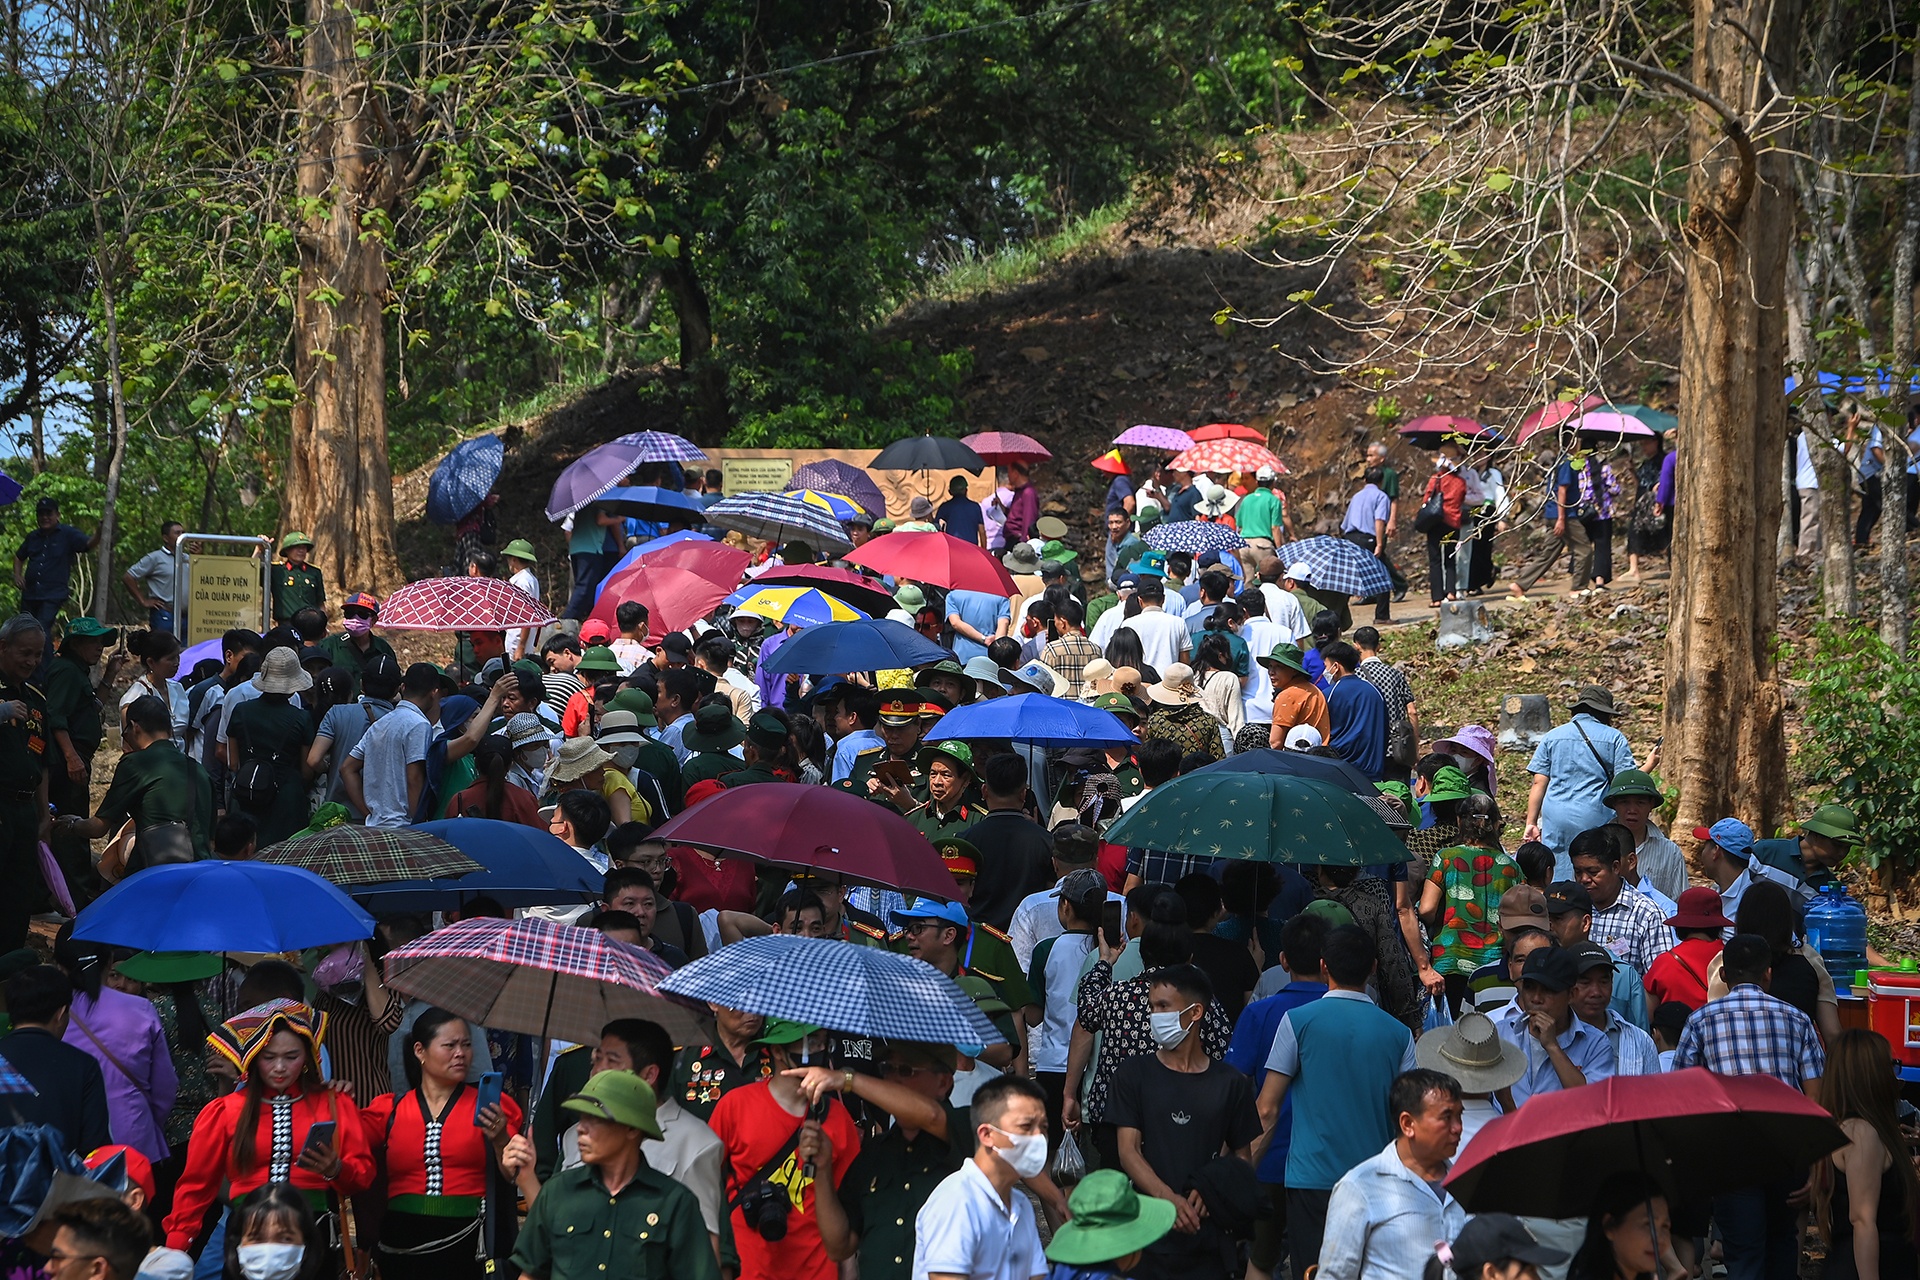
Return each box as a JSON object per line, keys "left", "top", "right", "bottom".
{"left": 1867, "top": 971, "right": 1920, "bottom": 1067}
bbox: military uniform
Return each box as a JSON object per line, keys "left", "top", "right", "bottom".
{"left": 833, "top": 748, "right": 921, "bottom": 799}
{"left": 961, "top": 923, "right": 1037, "bottom": 1012}
{"left": 679, "top": 750, "right": 743, "bottom": 789}
{"left": 838, "top": 904, "right": 892, "bottom": 949}
{"left": 837, "top": 1106, "right": 975, "bottom": 1280}
{"left": 719, "top": 759, "right": 783, "bottom": 788}
{"left": 319, "top": 631, "right": 397, "bottom": 696}
{"left": 509, "top": 1159, "right": 718, "bottom": 1280}
{"left": 0, "top": 674, "right": 52, "bottom": 951}
{"left": 271, "top": 559, "right": 325, "bottom": 623}
{"left": 906, "top": 798, "right": 980, "bottom": 844}
{"left": 670, "top": 1043, "right": 771, "bottom": 1122}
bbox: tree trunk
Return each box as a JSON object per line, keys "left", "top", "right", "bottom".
{"left": 1663, "top": 0, "right": 1798, "bottom": 851}
{"left": 91, "top": 241, "right": 128, "bottom": 624}
{"left": 1878, "top": 34, "right": 1920, "bottom": 656}
{"left": 283, "top": 0, "right": 402, "bottom": 598}
{"left": 662, "top": 247, "right": 729, "bottom": 441}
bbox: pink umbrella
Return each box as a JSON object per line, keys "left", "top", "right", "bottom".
{"left": 1513, "top": 394, "right": 1605, "bottom": 445}
{"left": 962, "top": 432, "right": 1053, "bottom": 466}
{"left": 378, "top": 578, "right": 555, "bottom": 631}
{"left": 1114, "top": 424, "right": 1196, "bottom": 451}
{"left": 1566, "top": 409, "right": 1657, "bottom": 439}
{"left": 590, "top": 562, "right": 735, "bottom": 634}
{"left": 1167, "top": 439, "right": 1287, "bottom": 475}
{"left": 845, "top": 530, "right": 1017, "bottom": 595}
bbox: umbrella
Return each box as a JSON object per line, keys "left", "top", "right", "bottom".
{"left": 651, "top": 783, "right": 962, "bottom": 898}
{"left": 255, "top": 826, "right": 484, "bottom": 886}
{"left": 1114, "top": 424, "right": 1197, "bottom": 452}
{"left": 0, "top": 471, "right": 21, "bottom": 507}
{"left": 544, "top": 440, "right": 645, "bottom": 521}
{"left": 926, "top": 693, "right": 1138, "bottom": 748}
{"left": 725, "top": 584, "right": 869, "bottom": 627}
{"left": 1143, "top": 520, "right": 1247, "bottom": 554}
{"left": 660, "top": 935, "right": 1003, "bottom": 1046}
{"left": 73, "top": 861, "right": 375, "bottom": 952}
{"left": 178, "top": 637, "right": 223, "bottom": 670}
{"left": 845, "top": 530, "right": 1017, "bottom": 595}
{"left": 1091, "top": 450, "right": 1130, "bottom": 476}
{"left": 596, "top": 485, "right": 708, "bottom": 522}
{"left": 1567, "top": 409, "right": 1657, "bottom": 440}
{"left": 590, "top": 562, "right": 735, "bottom": 634}
{"left": 349, "top": 818, "right": 605, "bottom": 911}
{"left": 707, "top": 492, "right": 854, "bottom": 553}
{"left": 1398, "top": 416, "right": 1494, "bottom": 450}
{"left": 1187, "top": 422, "right": 1267, "bottom": 443}
{"left": 610, "top": 430, "right": 706, "bottom": 463}
{"left": 1195, "top": 747, "right": 1379, "bottom": 799}
{"left": 1513, "top": 394, "right": 1605, "bottom": 445}
{"left": 870, "top": 434, "right": 986, "bottom": 474}
{"left": 426, "top": 434, "right": 504, "bottom": 524}
{"left": 0, "top": 1052, "right": 35, "bottom": 1096}
{"left": 1784, "top": 372, "right": 1843, "bottom": 398}
{"left": 1102, "top": 772, "right": 1407, "bottom": 865}
{"left": 378, "top": 577, "right": 555, "bottom": 631}
{"left": 785, "top": 488, "right": 871, "bottom": 522}
{"left": 619, "top": 537, "right": 749, "bottom": 586}
{"left": 760, "top": 617, "right": 952, "bottom": 676}
{"left": 1273, "top": 535, "right": 1393, "bottom": 597}
{"left": 749, "top": 564, "right": 898, "bottom": 616}
{"left": 789, "top": 459, "right": 887, "bottom": 519}
{"left": 596, "top": 531, "right": 722, "bottom": 599}
{"left": 961, "top": 432, "right": 1052, "bottom": 466}
{"left": 1168, "top": 439, "right": 1287, "bottom": 475}
{"left": 381, "top": 916, "right": 710, "bottom": 1049}
{"left": 1614, "top": 404, "right": 1679, "bottom": 434}
{"left": 1446, "top": 1068, "right": 1846, "bottom": 1217}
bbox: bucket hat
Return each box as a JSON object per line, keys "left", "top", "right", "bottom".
{"left": 1665, "top": 886, "right": 1735, "bottom": 931}
{"left": 962, "top": 656, "right": 1004, "bottom": 692}
{"left": 1002, "top": 544, "right": 1042, "bottom": 574}
{"left": 595, "top": 710, "right": 644, "bottom": 747}
{"left": 576, "top": 645, "right": 623, "bottom": 675}
{"left": 1426, "top": 765, "right": 1473, "bottom": 804}
{"left": 1041, "top": 539, "right": 1079, "bottom": 567}
{"left": 1002, "top": 660, "right": 1066, "bottom": 698}
{"left": 683, "top": 703, "right": 747, "bottom": 752}
{"left": 504, "top": 713, "right": 550, "bottom": 749}
{"left": 1044, "top": 1170, "right": 1178, "bottom": 1266}
{"left": 1414, "top": 1010, "right": 1526, "bottom": 1093}
{"left": 548, "top": 735, "right": 616, "bottom": 783}
{"left": 915, "top": 659, "right": 976, "bottom": 701}
{"left": 1258, "top": 642, "right": 1311, "bottom": 678}
{"left": 253, "top": 647, "right": 313, "bottom": 694}
{"left": 1126, "top": 549, "right": 1168, "bottom": 577}
{"left": 1145, "top": 663, "right": 1200, "bottom": 706}
{"left": 1570, "top": 685, "right": 1617, "bottom": 716}
{"left": 562, "top": 1071, "right": 663, "bottom": 1139}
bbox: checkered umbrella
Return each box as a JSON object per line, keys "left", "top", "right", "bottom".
{"left": 1167, "top": 439, "right": 1287, "bottom": 475}
{"left": 660, "top": 934, "right": 1004, "bottom": 1046}
{"left": 610, "top": 430, "right": 707, "bottom": 463}
{"left": 377, "top": 577, "right": 556, "bottom": 631}
{"left": 1143, "top": 520, "right": 1247, "bottom": 554}
{"left": 381, "top": 916, "right": 711, "bottom": 1048}
{"left": 256, "top": 826, "right": 484, "bottom": 887}
{"left": 707, "top": 492, "right": 854, "bottom": 553}
{"left": 1273, "top": 535, "right": 1392, "bottom": 597}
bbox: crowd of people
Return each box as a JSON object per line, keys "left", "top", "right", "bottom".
{"left": 0, "top": 440, "right": 1901, "bottom": 1280}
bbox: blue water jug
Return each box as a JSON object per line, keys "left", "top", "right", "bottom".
{"left": 1805, "top": 882, "right": 1868, "bottom": 975}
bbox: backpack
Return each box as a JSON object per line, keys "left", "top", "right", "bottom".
{"left": 230, "top": 712, "right": 284, "bottom": 812}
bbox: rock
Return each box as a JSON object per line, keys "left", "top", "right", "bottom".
{"left": 1499, "top": 693, "right": 1553, "bottom": 750}
{"left": 1020, "top": 346, "right": 1049, "bottom": 364}
{"left": 1435, "top": 599, "right": 1493, "bottom": 648}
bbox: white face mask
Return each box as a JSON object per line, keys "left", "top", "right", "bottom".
{"left": 608, "top": 744, "right": 639, "bottom": 770}
{"left": 989, "top": 1126, "right": 1049, "bottom": 1179}
{"left": 1149, "top": 1005, "right": 1197, "bottom": 1049}
{"left": 237, "top": 1244, "right": 306, "bottom": 1280}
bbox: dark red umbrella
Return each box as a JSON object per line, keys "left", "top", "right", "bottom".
{"left": 589, "top": 563, "right": 733, "bottom": 634}
{"left": 845, "top": 530, "right": 1016, "bottom": 595}
{"left": 1398, "top": 415, "right": 1494, "bottom": 450}
{"left": 961, "top": 431, "right": 1052, "bottom": 466}
{"left": 1513, "top": 393, "right": 1606, "bottom": 445}
{"left": 1187, "top": 422, "right": 1267, "bottom": 443}
{"left": 1445, "top": 1068, "right": 1845, "bottom": 1216}
{"left": 648, "top": 782, "right": 961, "bottom": 899}
{"left": 749, "top": 564, "right": 897, "bottom": 616}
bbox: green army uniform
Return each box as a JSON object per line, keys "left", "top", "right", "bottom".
{"left": 41, "top": 654, "right": 105, "bottom": 766}
{"left": 1112, "top": 760, "right": 1144, "bottom": 798}
{"left": 1085, "top": 592, "right": 1118, "bottom": 631}
{"left": 271, "top": 559, "right": 325, "bottom": 623}
{"left": 1290, "top": 588, "right": 1324, "bottom": 629}
{"left": 719, "top": 759, "right": 782, "bottom": 788}
{"left": 837, "top": 1104, "right": 976, "bottom": 1280}
{"left": 0, "top": 674, "right": 52, "bottom": 950}
{"left": 95, "top": 742, "right": 216, "bottom": 857}
{"left": 670, "top": 1043, "right": 772, "bottom": 1122}
{"left": 838, "top": 904, "right": 893, "bottom": 949}
{"left": 531, "top": 1045, "right": 594, "bottom": 1181}
{"left": 906, "top": 798, "right": 981, "bottom": 844}
{"left": 961, "top": 924, "right": 1036, "bottom": 1012}
{"left": 680, "top": 751, "right": 743, "bottom": 788}
{"left": 632, "top": 738, "right": 683, "bottom": 812}
{"left": 319, "top": 632, "right": 397, "bottom": 696}
{"left": 509, "top": 1160, "right": 718, "bottom": 1280}
{"left": 41, "top": 647, "right": 107, "bottom": 893}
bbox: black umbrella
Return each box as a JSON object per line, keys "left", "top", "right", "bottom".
{"left": 1196, "top": 748, "right": 1377, "bottom": 798}
{"left": 870, "top": 434, "right": 986, "bottom": 474}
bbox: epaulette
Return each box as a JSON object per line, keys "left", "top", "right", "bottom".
{"left": 849, "top": 920, "right": 889, "bottom": 942}
{"left": 557, "top": 1043, "right": 591, "bottom": 1059}
{"left": 978, "top": 922, "right": 1013, "bottom": 944}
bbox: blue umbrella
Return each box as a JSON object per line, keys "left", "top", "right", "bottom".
{"left": 761, "top": 618, "right": 952, "bottom": 675}
{"left": 611, "top": 430, "right": 707, "bottom": 463}
{"left": 659, "top": 934, "right": 1004, "bottom": 1045}
{"left": 597, "top": 485, "right": 708, "bottom": 522}
{"left": 346, "top": 818, "right": 605, "bottom": 911}
{"left": 926, "top": 692, "right": 1138, "bottom": 747}
{"left": 708, "top": 491, "right": 853, "bottom": 552}
{"left": 1144, "top": 520, "right": 1248, "bottom": 554}
{"left": 545, "top": 441, "right": 646, "bottom": 521}
{"left": 427, "top": 434, "right": 504, "bottom": 524}
{"left": 1274, "top": 535, "right": 1392, "bottom": 597}
{"left": 596, "top": 530, "right": 715, "bottom": 600}
{"left": 73, "top": 861, "right": 375, "bottom": 952}
{"left": 0, "top": 471, "right": 21, "bottom": 507}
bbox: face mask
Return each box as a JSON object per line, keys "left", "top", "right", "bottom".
{"left": 342, "top": 616, "right": 372, "bottom": 636}
{"left": 989, "top": 1127, "right": 1049, "bottom": 1179}
{"left": 608, "top": 744, "right": 639, "bottom": 770}
{"left": 1149, "top": 1005, "right": 1196, "bottom": 1049}
{"left": 237, "top": 1244, "right": 306, "bottom": 1280}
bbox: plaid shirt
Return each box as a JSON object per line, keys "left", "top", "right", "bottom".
{"left": 1125, "top": 846, "right": 1220, "bottom": 887}
{"left": 1672, "top": 983, "right": 1825, "bottom": 1087}
{"left": 1356, "top": 657, "right": 1415, "bottom": 725}
{"left": 1041, "top": 634, "right": 1105, "bottom": 698}
{"left": 1590, "top": 882, "right": 1677, "bottom": 975}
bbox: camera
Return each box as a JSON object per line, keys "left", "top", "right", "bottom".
{"left": 736, "top": 1181, "right": 790, "bottom": 1242}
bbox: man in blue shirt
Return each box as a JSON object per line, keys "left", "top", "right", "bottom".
{"left": 1489, "top": 944, "right": 1614, "bottom": 1107}
{"left": 1253, "top": 924, "right": 1417, "bottom": 1280}
{"left": 1524, "top": 685, "right": 1636, "bottom": 878}
{"left": 13, "top": 498, "right": 97, "bottom": 663}
{"left": 1511, "top": 453, "right": 1597, "bottom": 597}
{"left": 935, "top": 476, "right": 986, "bottom": 548}
{"left": 1321, "top": 640, "right": 1387, "bottom": 780}
{"left": 946, "top": 588, "right": 1011, "bottom": 662}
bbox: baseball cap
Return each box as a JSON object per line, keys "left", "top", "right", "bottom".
{"left": 1255, "top": 465, "right": 1278, "bottom": 481}
{"left": 578, "top": 619, "right": 612, "bottom": 644}
{"left": 84, "top": 1144, "right": 156, "bottom": 1203}
{"left": 1497, "top": 885, "right": 1549, "bottom": 932}
{"left": 1693, "top": 817, "right": 1755, "bottom": 858}
{"left": 1565, "top": 940, "right": 1617, "bottom": 975}
{"left": 1285, "top": 561, "right": 1314, "bottom": 583}
{"left": 1520, "top": 945, "right": 1578, "bottom": 992}
{"left": 659, "top": 633, "right": 694, "bottom": 663}
{"left": 1544, "top": 881, "right": 1593, "bottom": 916}
{"left": 891, "top": 898, "right": 970, "bottom": 932}
{"left": 342, "top": 591, "right": 381, "bottom": 615}
{"left": 1448, "top": 1215, "right": 1569, "bottom": 1278}
{"left": 753, "top": 1017, "right": 823, "bottom": 1047}
{"left": 561, "top": 1071, "right": 663, "bottom": 1139}
{"left": 1284, "top": 724, "right": 1324, "bottom": 750}
{"left": 402, "top": 662, "right": 446, "bottom": 695}
{"left": 1050, "top": 867, "right": 1107, "bottom": 905}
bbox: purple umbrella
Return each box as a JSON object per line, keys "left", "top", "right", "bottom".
{"left": 545, "top": 441, "right": 646, "bottom": 521}
{"left": 789, "top": 460, "right": 887, "bottom": 521}
{"left": 1114, "top": 424, "right": 1196, "bottom": 452}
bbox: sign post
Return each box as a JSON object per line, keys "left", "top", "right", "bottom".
{"left": 172, "top": 534, "right": 272, "bottom": 644}
{"left": 719, "top": 458, "right": 794, "bottom": 495}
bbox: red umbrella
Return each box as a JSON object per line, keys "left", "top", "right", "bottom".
{"left": 649, "top": 782, "right": 961, "bottom": 898}
{"left": 590, "top": 562, "right": 733, "bottom": 633}
{"left": 749, "top": 564, "right": 897, "bottom": 616}
{"left": 845, "top": 530, "right": 1017, "bottom": 595}
{"left": 1167, "top": 439, "right": 1287, "bottom": 475}
{"left": 1187, "top": 422, "right": 1266, "bottom": 444}
{"left": 379, "top": 577, "right": 555, "bottom": 631}
{"left": 637, "top": 538, "right": 751, "bottom": 586}
{"left": 1445, "top": 1068, "right": 1845, "bottom": 1216}
{"left": 1514, "top": 393, "right": 1605, "bottom": 445}
{"left": 961, "top": 431, "right": 1053, "bottom": 466}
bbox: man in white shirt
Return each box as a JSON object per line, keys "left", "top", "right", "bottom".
{"left": 122, "top": 522, "right": 184, "bottom": 633}
{"left": 501, "top": 538, "right": 543, "bottom": 659}
{"left": 1008, "top": 840, "right": 1124, "bottom": 972}
{"left": 343, "top": 662, "right": 442, "bottom": 826}
{"left": 1317, "top": 1070, "right": 1468, "bottom": 1280}
{"left": 1254, "top": 560, "right": 1311, "bottom": 643}
{"left": 911, "top": 1076, "right": 1048, "bottom": 1280}
{"left": 1119, "top": 576, "right": 1189, "bottom": 669}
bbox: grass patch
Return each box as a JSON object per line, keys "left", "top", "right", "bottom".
{"left": 912, "top": 200, "right": 1134, "bottom": 304}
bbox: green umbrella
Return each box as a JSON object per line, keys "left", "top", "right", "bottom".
{"left": 1615, "top": 404, "right": 1678, "bottom": 434}
{"left": 1103, "top": 772, "right": 1407, "bottom": 865}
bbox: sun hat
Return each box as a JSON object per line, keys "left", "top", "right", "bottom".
{"left": 1044, "top": 1170, "right": 1178, "bottom": 1267}
{"left": 1126, "top": 549, "right": 1168, "bottom": 577}
{"left": 500, "top": 538, "right": 538, "bottom": 563}
{"left": 753, "top": 1017, "right": 823, "bottom": 1047}
{"left": 548, "top": 735, "right": 617, "bottom": 782}
{"left": 1091, "top": 692, "right": 1139, "bottom": 722}
{"left": 959, "top": 656, "right": 1004, "bottom": 693}
{"left": 1666, "top": 886, "right": 1735, "bottom": 931}
{"left": 1375, "top": 779, "right": 1416, "bottom": 811}
{"left": 684, "top": 703, "right": 747, "bottom": 752}
{"left": 1603, "top": 768, "right": 1663, "bottom": 805}
{"left": 1284, "top": 724, "right": 1323, "bottom": 750}
{"left": 210, "top": 999, "right": 327, "bottom": 1073}
{"left": 1415, "top": 1010, "right": 1526, "bottom": 1094}
{"left": 1002, "top": 544, "right": 1042, "bottom": 574}
{"left": 61, "top": 617, "right": 118, "bottom": 645}
{"left": 1041, "top": 541, "right": 1079, "bottom": 570}
{"left": 113, "top": 951, "right": 223, "bottom": 985}
{"left": 1426, "top": 764, "right": 1473, "bottom": 804}
{"left": 576, "top": 644, "right": 623, "bottom": 675}
{"left": 562, "top": 1070, "right": 663, "bottom": 1139}
{"left": 595, "top": 710, "right": 644, "bottom": 747}
{"left": 1497, "top": 884, "right": 1549, "bottom": 931}
{"left": 1196, "top": 483, "right": 1238, "bottom": 517}
{"left": 1692, "top": 816, "right": 1755, "bottom": 859}
{"left": 1448, "top": 1215, "right": 1570, "bottom": 1277}
{"left": 1433, "top": 724, "right": 1497, "bottom": 770}
{"left": 918, "top": 739, "right": 976, "bottom": 775}
{"left": 894, "top": 583, "right": 928, "bottom": 612}
{"left": 744, "top": 710, "right": 788, "bottom": 752}
{"left": 608, "top": 689, "right": 658, "bottom": 727}
{"left": 1571, "top": 684, "right": 1618, "bottom": 716}
{"left": 1520, "top": 945, "right": 1578, "bottom": 993}
{"left": 915, "top": 659, "right": 976, "bottom": 701}
{"left": 279, "top": 531, "right": 314, "bottom": 552}
{"left": 1002, "top": 660, "right": 1066, "bottom": 697}
{"left": 1284, "top": 560, "right": 1315, "bottom": 584}
{"left": 1258, "top": 641, "right": 1311, "bottom": 677}
{"left": 504, "top": 713, "right": 549, "bottom": 749}
{"left": 1804, "top": 804, "right": 1864, "bottom": 845}
{"left": 909, "top": 495, "right": 935, "bottom": 520}
{"left": 253, "top": 646, "right": 314, "bottom": 694}
{"left": 1035, "top": 516, "right": 1070, "bottom": 540}
{"left": 1145, "top": 663, "right": 1200, "bottom": 706}
{"left": 1301, "top": 899, "right": 1356, "bottom": 928}
{"left": 890, "top": 898, "right": 971, "bottom": 932}
{"left": 1544, "top": 881, "right": 1593, "bottom": 916}
{"left": 1109, "top": 666, "right": 1143, "bottom": 698}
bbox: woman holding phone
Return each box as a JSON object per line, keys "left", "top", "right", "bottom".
{"left": 164, "top": 1000, "right": 375, "bottom": 1256}
{"left": 362, "top": 1007, "right": 537, "bottom": 1280}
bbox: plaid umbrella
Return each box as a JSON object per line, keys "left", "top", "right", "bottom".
{"left": 1113, "top": 424, "right": 1195, "bottom": 451}
{"left": 378, "top": 577, "right": 556, "bottom": 631}
{"left": 1143, "top": 520, "right": 1247, "bottom": 554}
{"left": 961, "top": 432, "right": 1052, "bottom": 465}
{"left": 788, "top": 460, "right": 887, "bottom": 518}
{"left": 426, "top": 434, "right": 504, "bottom": 525}
{"left": 610, "top": 430, "right": 707, "bottom": 463}
{"left": 1168, "top": 439, "right": 1287, "bottom": 475}
{"left": 707, "top": 492, "right": 854, "bottom": 553}
{"left": 382, "top": 916, "right": 711, "bottom": 1049}
{"left": 256, "top": 827, "right": 484, "bottom": 887}
{"left": 545, "top": 441, "right": 645, "bottom": 520}
{"left": 1273, "top": 535, "right": 1392, "bottom": 597}
{"left": 660, "top": 935, "right": 1004, "bottom": 1046}
{"left": 785, "top": 488, "right": 871, "bottom": 521}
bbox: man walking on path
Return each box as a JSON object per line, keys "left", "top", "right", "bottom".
{"left": 1510, "top": 453, "right": 1594, "bottom": 598}
{"left": 1523, "top": 686, "right": 1635, "bottom": 878}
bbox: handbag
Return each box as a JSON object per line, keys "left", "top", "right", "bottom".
{"left": 130, "top": 822, "right": 196, "bottom": 871}
{"left": 1412, "top": 486, "right": 1452, "bottom": 534}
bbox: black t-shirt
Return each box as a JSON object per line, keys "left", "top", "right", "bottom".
{"left": 959, "top": 811, "right": 1055, "bottom": 931}
{"left": 1106, "top": 1054, "right": 1261, "bottom": 1196}
{"left": 1187, "top": 932, "right": 1261, "bottom": 1021}
{"left": 1770, "top": 951, "right": 1822, "bottom": 1024}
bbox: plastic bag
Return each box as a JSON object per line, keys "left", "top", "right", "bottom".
{"left": 1052, "top": 1130, "right": 1086, "bottom": 1184}
{"left": 1423, "top": 992, "right": 1454, "bottom": 1033}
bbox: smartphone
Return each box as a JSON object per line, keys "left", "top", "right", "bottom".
{"left": 301, "top": 1121, "right": 337, "bottom": 1154}
{"left": 1100, "top": 901, "right": 1124, "bottom": 951}
{"left": 472, "top": 1071, "right": 503, "bottom": 1125}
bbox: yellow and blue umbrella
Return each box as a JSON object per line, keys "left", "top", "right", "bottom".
{"left": 725, "top": 584, "right": 870, "bottom": 628}
{"left": 784, "top": 488, "right": 870, "bottom": 522}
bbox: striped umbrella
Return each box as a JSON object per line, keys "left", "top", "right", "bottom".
{"left": 610, "top": 430, "right": 707, "bottom": 463}
{"left": 725, "top": 584, "right": 870, "bottom": 627}
{"left": 1114, "top": 424, "right": 1195, "bottom": 451}
{"left": 1143, "top": 520, "right": 1248, "bottom": 554}
{"left": 1168, "top": 439, "right": 1287, "bottom": 475}
{"left": 707, "top": 492, "right": 853, "bottom": 552}
{"left": 784, "top": 488, "right": 871, "bottom": 521}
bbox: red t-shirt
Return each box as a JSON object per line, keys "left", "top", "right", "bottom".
{"left": 363, "top": 1087, "right": 525, "bottom": 1198}
{"left": 670, "top": 846, "right": 757, "bottom": 914}
{"left": 1644, "top": 936, "right": 1721, "bottom": 1010}
{"left": 709, "top": 1083, "right": 861, "bottom": 1280}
